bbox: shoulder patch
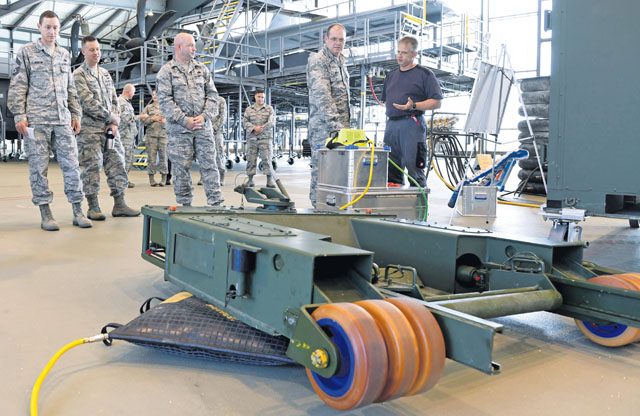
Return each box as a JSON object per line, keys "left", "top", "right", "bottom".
{"left": 11, "top": 56, "right": 22, "bottom": 76}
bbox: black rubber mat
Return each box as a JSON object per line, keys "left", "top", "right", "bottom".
{"left": 107, "top": 292, "right": 295, "bottom": 366}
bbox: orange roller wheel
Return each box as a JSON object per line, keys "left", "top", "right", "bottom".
{"left": 575, "top": 275, "right": 640, "bottom": 347}
{"left": 611, "top": 273, "right": 640, "bottom": 291}
{"left": 355, "top": 299, "right": 420, "bottom": 402}
{"left": 604, "top": 274, "right": 640, "bottom": 342}
{"left": 305, "top": 302, "right": 388, "bottom": 410}
{"left": 386, "top": 297, "right": 446, "bottom": 396}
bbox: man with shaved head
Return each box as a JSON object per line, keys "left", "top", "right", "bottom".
{"left": 156, "top": 32, "right": 223, "bottom": 206}
{"left": 118, "top": 83, "right": 139, "bottom": 187}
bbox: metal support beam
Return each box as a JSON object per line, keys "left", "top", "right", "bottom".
{"left": 164, "top": 0, "right": 213, "bottom": 21}
{"left": 358, "top": 65, "right": 366, "bottom": 129}
{"left": 120, "top": 10, "right": 132, "bottom": 38}
{"left": 10, "top": 2, "right": 41, "bottom": 28}
{"left": 91, "top": 9, "right": 125, "bottom": 38}
{"left": 66, "top": 0, "right": 165, "bottom": 12}
{"left": 0, "top": 0, "right": 41, "bottom": 18}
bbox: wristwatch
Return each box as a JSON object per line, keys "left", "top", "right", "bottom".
{"left": 411, "top": 102, "right": 417, "bottom": 111}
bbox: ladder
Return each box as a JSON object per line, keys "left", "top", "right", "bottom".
{"left": 200, "top": 0, "right": 244, "bottom": 60}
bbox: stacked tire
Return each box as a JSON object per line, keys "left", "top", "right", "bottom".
{"left": 517, "top": 76, "right": 550, "bottom": 195}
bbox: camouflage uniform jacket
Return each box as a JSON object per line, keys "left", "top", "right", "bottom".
{"left": 211, "top": 96, "right": 227, "bottom": 133}
{"left": 118, "top": 95, "right": 138, "bottom": 138}
{"left": 243, "top": 102, "right": 274, "bottom": 139}
{"left": 73, "top": 62, "right": 120, "bottom": 134}
{"left": 306, "top": 45, "right": 350, "bottom": 131}
{"left": 156, "top": 59, "right": 219, "bottom": 135}
{"left": 8, "top": 39, "right": 82, "bottom": 125}
{"left": 142, "top": 101, "right": 166, "bottom": 137}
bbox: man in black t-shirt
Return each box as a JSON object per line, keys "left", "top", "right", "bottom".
{"left": 381, "top": 36, "right": 443, "bottom": 187}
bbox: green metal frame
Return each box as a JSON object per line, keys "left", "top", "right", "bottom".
{"left": 140, "top": 205, "right": 640, "bottom": 377}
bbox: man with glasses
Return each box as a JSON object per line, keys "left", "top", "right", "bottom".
{"left": 306, "top": 23, "right": 351, "bottom": 208}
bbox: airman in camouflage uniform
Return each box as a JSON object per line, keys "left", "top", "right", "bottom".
{"left": 118, "top": 83, "right": 139, "bottom": 186}
{"left": 156, "top": 33, "right": 223, "bottom": 206}
{"left": 73, "top": 36, "right": 139, "bottom": 220}
{"left": 7, "top": 10, "right": 92, "bottom": 231}
{"left": 242, "top": 90, "right": 275, "bottom": 188}
{"left": 141, "top": 93, "right": 169, "bottom": 187}
{"left": 306, "top": 23, "right": 351, "bottom": 207}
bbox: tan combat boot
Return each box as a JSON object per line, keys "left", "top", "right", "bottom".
{"left": 266, "top": 175, "right": 276, "bottom": 188}
{"left": 86, "top": 194, "right": 106, "bottom": 221}
{"left": 39, "top": 204, "right": 60, "bottom": 231}
{"left": 112, "top": 194, "right": 140, "bottom": 217}
{"left": 72, "top": 202, "right": 93, "bottom": 228}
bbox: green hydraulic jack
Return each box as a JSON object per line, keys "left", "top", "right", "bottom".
{"left": 234, "top": 172, "right": 295, "bottom": 212}
{"left": 140, "top": 206, "right": 640, "bottom": 410}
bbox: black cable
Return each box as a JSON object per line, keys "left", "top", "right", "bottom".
{"left": 514, "top": 165, "right": 541, "bottom": 197}
{"left": 431, "top": 133, "right": 470, "bottom": 187}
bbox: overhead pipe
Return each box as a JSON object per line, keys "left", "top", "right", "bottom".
{"left": 137, "top": 0, "right": 147, "bottom": 39}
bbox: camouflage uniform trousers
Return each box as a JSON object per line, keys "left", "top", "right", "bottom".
{"left": 168, "top": 131, "right": 223, "bottom": 206}
{"left": 308, "top": 124, "right": 341, "bottom": 207}
{"left": 120, "top": 131, "right": 136, "bottom": 172}
{"left": 76, "top": 132, "right": 128, "bottom": 197}
{"left": 26, "top": 124, "right": 84, "bottom": 205}
{"left": 245, "top": 137, "right": 272, "bottom": 176}
{"left": 215, "top": 131, "right": 226, "bottom": 176}
{"left": 145, "top": 134, "right": 168, "bottom": 175}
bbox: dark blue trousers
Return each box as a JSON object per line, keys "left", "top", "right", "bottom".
{"left": 383, "top": 116, "right": 428, "bottom": 187}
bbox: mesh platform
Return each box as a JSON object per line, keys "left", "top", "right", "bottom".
{"left": 107, "top": 292, "right": 295, "bottom": 366}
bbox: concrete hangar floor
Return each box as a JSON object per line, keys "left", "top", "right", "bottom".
{"left": 1, "top": 160, "right": 639, "bottom": 416}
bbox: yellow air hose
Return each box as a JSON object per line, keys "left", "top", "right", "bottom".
{"left": 339, "top": 141, "right": 375, "bottom": 210}
{"left": 431, "top": 159, "right": 456, "bottom": 191}
{"left": 335, "top": 142, "right": 430, "bottom": 220}
{"left": 30, "top": 334, "right": 109, "bottom": 416}
{"left": 497, "top": 197, "right": 541, "bottom": 208}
